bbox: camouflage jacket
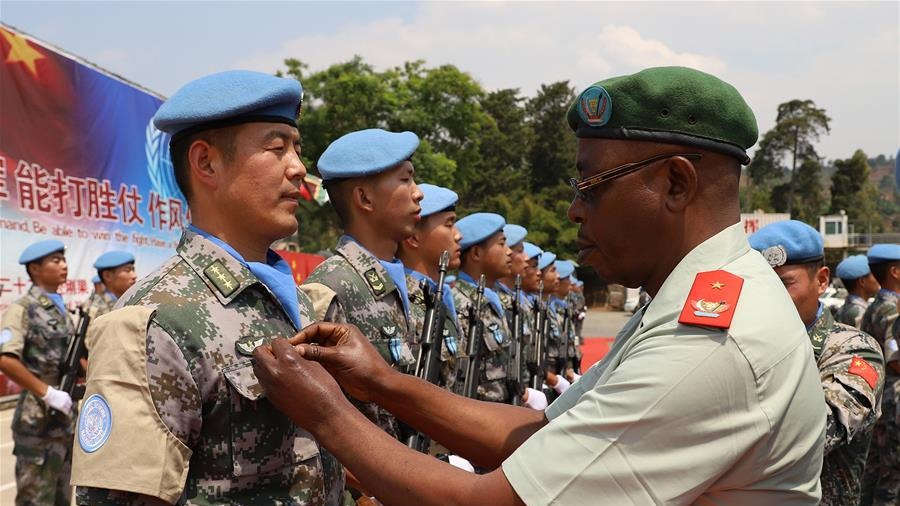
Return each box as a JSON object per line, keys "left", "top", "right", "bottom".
{"left": 543, "top": 297, "right": 564, "bottom": 359}
{"left": 809, "top": 307, "right": 885, "bottom": 506}
{"left": 0, "top": 285, "right": 75, "bottom": 438}
{"left": 74, "top": 229, "right": 344, "bottom": 505}
{"left": 453, "top": 277, "right": 510, "bottom": 403}
{"left": 497, "top": 283, "right": 531, "bottom": 391}
{"left": 302, "top": 236, "right": 414, "bottom": 440}
{"left": 551, "top": 297, "right": 577, "bottom": 360}
{"left": 834, "top": 295, "right": 868, "bottom": 330}
{"left": 81, "top": 290, "right": 117, "bottom": 319}
{"left": 861, "top": 289, "right": 899, "bottom": 382}
{"left": 406, "top": 271, "right": 465, "bottom": 393}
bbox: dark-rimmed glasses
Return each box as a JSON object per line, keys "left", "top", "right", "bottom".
{"left": 569, "top": 153, "right": 702, "bottom": 201}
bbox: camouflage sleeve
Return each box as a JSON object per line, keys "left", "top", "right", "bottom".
{"left": 145, "top": 320, "right": 203, "bottom": 446}
{"left": 75, "top": 487, "right": 172, "bottom": 505}
{"left": 0, "top": 302, "right": 26, "bottom": 358}
{"left": 820, "top": 333, "right": 885, "bottom": 455}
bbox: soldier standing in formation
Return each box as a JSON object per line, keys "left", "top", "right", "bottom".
{"left": 835, "top": 254, "right": 879, "bottom": 329}
{"left": 860, "top": 244, "right": 900, "bottom": 506}
{"left": 81, "top": 251, "right": 137, "bottom": 319}
{"left": 751, "top": 220, "right": 885, "bottom": 505}
{"left": 70, "top": 70, "right": 344, "bottom": 504}
{"left": 0, "top": 239, "right": 75, "bottom": 506}
{"left": 494, "top": 224, "right": 530, "bottom": 404}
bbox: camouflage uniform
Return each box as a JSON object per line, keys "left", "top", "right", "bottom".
{"left": 0, "top": 285, "right": 76, "bottom": 506}
{"left": 544, "top": 297, "right": 566, "bottom": 373}
{"left": 81, "top": 290, "right": 117, "bottom": 319}
{"left": 72, "top": 229, "right": 344, "bottom": 505}
{"left": 860, "top": 289, "right": 900, "bottom": 506}
{"left": 835, "top": 294, "right": 869, "bottom": 330}
{"left": 497, "top": 283, "right": 531, "bottom": 397}
{"left": 302, "top": 236, "right": 415, "bottom": 441}
{"left": 452, "top": 277, "right": 510, "bottom": 403}
{"left": 406, "top": 271, "right": 465, "bottom": 393}
{"left": 808, "top": 306, "right": 885, "bottom": 505}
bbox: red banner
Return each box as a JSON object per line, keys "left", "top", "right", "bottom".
{"left": 275, "top": 250, "right": 325, "bottom": 284}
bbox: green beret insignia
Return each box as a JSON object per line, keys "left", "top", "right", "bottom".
{"left": 577, "top": 85, "right": 612, "bottom": 127}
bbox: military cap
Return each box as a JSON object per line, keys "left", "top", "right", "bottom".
{"left": 567, "top": 66, "right": 758, "bottom": 165}
{"left": 749, "top": 220, "right": 824, "bottom": 268}
{"left": 835, "top": 255, "right": 870, "bottom": 281}
{"left": 418, "top": 183, "right": 458, "bottom": 218}
{"left": 93, "top": 251, "right": 135, "bottom": 271}
{"left": 91, "top": 274, "right": 101, "bottom": 284}
{"left": 317, "top": 128, "right": 419, "bottom": 181}
{"left": 555, "top": 260, "right": 576, "bottom": 280}
{"left": 504, "top": 224, "right": 528, "bottom": 248}
{"left": 523, "top": 242, "right": 543, "bottom": 261}
{"left": 867, "top": 244, "right": 900, "bottom": 264}
{"left": 538, "top": 251, "right": 557, "bottom": 271}
{"left": 153, "top": 70, "right": 302, "bottom": 141}
{"left": 457, "top": 212, "right": 505, "bottom": 250}
{"left": 18, "top": 239, "right": 65, "bottom": 264}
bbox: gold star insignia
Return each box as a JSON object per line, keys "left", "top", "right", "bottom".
{"left": 854, "top": 359, "right": 864, "bottom": 367}
{"left": 2, "top": 29, "right": 45, "bottom": 78}
{"left": 710, "top": 281, "right": 725, "bottom": 290}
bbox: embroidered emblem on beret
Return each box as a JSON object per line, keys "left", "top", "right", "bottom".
{"left": 762, "top": 245, "right": 788, "bottom": 267}
{"left": 577, "top": 85, "right": 613, "bottom": 127}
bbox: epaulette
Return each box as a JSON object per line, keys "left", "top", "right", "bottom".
{"left": 678, "top": 270, "right": 744, "bottom": 329}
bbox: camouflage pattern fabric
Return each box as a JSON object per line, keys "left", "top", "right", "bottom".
{"left": 808, "top": 307, "right": 885, "bottom": 505}
{"left": 860, "top": 289, "right": 900, "bottom": 506}
{"left": 303, "top": 236, "right": 415, "bottom": 440}
{"left": 0, "top": 285, "right": 76, "bottom": 506}
{"left": 406, "top": 273, "right": 465, "bottom": 393}
{"left": 497, "top": 284, "right": 532, "bottom": 395}
{"left": 80, "top": 290, "right": 117, "bottom": 319}
{"left": 543, "top": 297, "right": 563, "bottom": 367}
{"left": 835, "top": 295, "right": 869, "bottom": 330}
{"left": 76, "top": 229, "right": 344, "bottom": 505}
{"left": 453, "top": 278, "right": 510, "bottom": 403}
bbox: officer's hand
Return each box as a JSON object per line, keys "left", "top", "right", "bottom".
{"left": 253, "top": 338, "right": 349, "bottom": 432}
{"left": 288, "top": 322, "right": 397, "bottom": 403}
{"left": 42, "top": 386, "right": 73, "bottom": 415}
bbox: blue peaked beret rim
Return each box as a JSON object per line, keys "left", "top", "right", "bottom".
{"left": 503, "top": 224, "right": 528, "bottom": 247}
{"left": 522, "top": 242, "right": 542, "bottom": 260}
{"left": 748, "top": 220, "right": 824, "bottom": 268}
{"left": 867, "top": 244, "right": 900, "bottom": 264}
{"left": 317, "top": 129, "right": 420, "bottom": 181}
{"left": 835, "top": 255, "right": 870, "bottom": 280}
{"left": 538, "top": 251, "right": 557, "bottom": 271}
{"left": 457, "top": 212, "right": 505, "bottom": 250}
{"left": 418, "top": 183, "right": 458, "bottom": 218}
{"left": 18, "top": 239, "right": 65, "bottom": 264}
{"left": 94, "top": 251, "right": 136, "bottom": 271}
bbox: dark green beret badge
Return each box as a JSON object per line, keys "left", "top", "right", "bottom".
{"left": 577, "top": 85, "right": 612, "bottom": 127}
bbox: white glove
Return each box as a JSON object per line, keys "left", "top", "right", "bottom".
{"left": 524, "top": 388, "right": 548, "bottom": 410}
{"left": 447, "top": 454, "right": 476, "bottom": 473}
{"left": 552, "top": 375, "right": 571, "bottom": 395}
{"left": 42, "top": 386, "right": 72, "bottom": 415}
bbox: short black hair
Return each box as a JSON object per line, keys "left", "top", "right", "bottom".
{"left": 169, "top": 127, "right": 237, "bottom": 202}
{"left": 322, "top": 178, "right": 352, "bottom": 228}
{"left": 840, "top": 277, "right": 860, "bottom": 293}
{"left": 870, "top": 260, "right": 899, "bottom": 285}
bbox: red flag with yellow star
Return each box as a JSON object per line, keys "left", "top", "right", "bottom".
{"left": 678, "top": 270, "right": 744, "bottom": 329}
{"left": 848, "top": 355, "right": 879, "bottom": 389}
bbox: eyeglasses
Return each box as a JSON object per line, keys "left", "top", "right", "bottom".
{"left": 568, "top": 153, "right": 702, "bottom": 201}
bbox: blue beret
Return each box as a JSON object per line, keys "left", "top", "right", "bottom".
{"left": 18, "top": 239, "right": 65, "bottom": 264}
{"left": 523, "top": 242, "right": 543, "bottom": 261}
{"left": 419, "top": 183, "right": 458, "bottom": 218}
{"left": 445, "top": 275, "right": 456, "bottom": 285}
{"left": 835, "top": 255, "right": 870, "bottom": 280}
{"left": 153, "top": 70, "right": 302, "bottom": 139}
{"left": 94, "top": 251, "right": 135, "bottom": 271}
{"left": 317, "top": 129, "right": 419, "bottom": 181}
{"left": 868, "top": 244, "right": 900, "bottom": 264}
{"left": 749, "top": 220, "right": 824, "bottom": 268}
{"left": 457, "top": 212, "right": 505, "bottom": 250}
{"left": 503, "top": 224, "right": 528, "bottom": 247}
{"left": 91, "top": 274, "right": 101, "bottom": 284}
{"left": 555, "top": 260, "right": 576, "bottom": 280}
{"left": 538, "top": 251, "right": 557, "bottom": 271}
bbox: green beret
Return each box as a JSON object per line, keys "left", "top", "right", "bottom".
{"left": 567, "top": 66, "right": 758, "bottom": 165}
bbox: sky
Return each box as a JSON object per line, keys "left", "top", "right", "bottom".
{"left": 2, "top": 1, "right": 898, "bottom": 162}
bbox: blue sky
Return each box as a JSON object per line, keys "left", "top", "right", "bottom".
{"left": 3, "top": 1, "right": 898, "bottom": 161}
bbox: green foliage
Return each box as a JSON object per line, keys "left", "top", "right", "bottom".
{"left": 830, "top": 150, "right": 881, "bottom": 232}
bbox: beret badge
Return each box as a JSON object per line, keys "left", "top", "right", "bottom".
{"left": 762, "top": 245, "right": 788, "bottom": 268}
{"left": 577, "top": 85, "right": 612, "bottom": 127}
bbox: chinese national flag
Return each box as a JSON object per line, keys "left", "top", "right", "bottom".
{"left": 848, "top": 356, "right": 879, "bottom": 389}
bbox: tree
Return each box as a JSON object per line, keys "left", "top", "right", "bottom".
{"left": 830, "top": 149, "right": 880, "bottom": 232}
{"left": 526, "top": 82, "right": 577, "bottom": 192}
{"left": 791, "top": 159, "right": 826, "bottom": 225}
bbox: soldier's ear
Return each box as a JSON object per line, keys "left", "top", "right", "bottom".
{"left": 188, "top": 140, "right": 218, "bottom": 191}
{"left": 352, "top": 183, "right": 375, "bottom": 214}
{"left": 404, "top": 231, "right": 421, "bottom": 250}
{"left": 815, "top": 266, "right": 830, "bottom": 296}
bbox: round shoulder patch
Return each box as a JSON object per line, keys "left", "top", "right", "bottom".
{"left": 78, "top": 394, "right": 112, "bottom": 453}
{"left": 577, "top": 85, "right": 613, "bottom": 127}
{"left": 762, "top": 245, "right": 788, "bottom": 268}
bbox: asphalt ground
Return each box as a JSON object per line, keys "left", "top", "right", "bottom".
{"left": 0, "top": 307, "right": 634, "bottom": 502}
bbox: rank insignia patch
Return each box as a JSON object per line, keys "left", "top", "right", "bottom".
{"left": 678, "top": 270, "right": 744, "bottom": 329}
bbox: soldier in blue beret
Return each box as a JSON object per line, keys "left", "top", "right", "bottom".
{"left": 835, "top": 255, "right": 879, "bottom": 329}
{"left": 0, "top": 239, "right": 75, "bottom": 505}
{"left": 72, "top": 70, "right": 345, "bottom": 505}
{"left": 251, "top": 67, "right": 828, "bottom": 506}
{"left": 859, "top": 243, "right": 900, "bottom": 506}
{"left": 751, "top": 220, "right": 885, "bottom": 505}
{"left": 494, "top": 224, "right": 530, "bottom": 405}
{"left": 81, "top": 251, "right": 137, "bottom": 319}
{"left": 451, "top": 212, "right": 514, "bottom": 404}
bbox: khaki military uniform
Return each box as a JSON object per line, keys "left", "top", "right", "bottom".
{"left": 302, "top": 236, "right": 415, "bottom": 441}
{"left": 0, "top": 285, "right": 76, "bottom": 506}
{"left": 72, "top": 229, "right": 344, "bottom": 505}
{"left": 808, "top": 307, "right": 885, "bottom": 505}
{"left": 453, "top": 278, "right": 511, "bottom": 403}
{"left": 406, "top": 272, "right": 465, "bottom": 393}
{"left": 860, "top": 289, "right": 900, "bottom": 506}
{"left": 835, "top": 295, "right": 869, "bottom": 330}
{"left": 80, "top": 290, "right": 117, "bottom": 320}
{"left": 502, "top": 223, "right": 825, "bottom": 505}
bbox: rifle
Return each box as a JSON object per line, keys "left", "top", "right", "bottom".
{"left": 406, "top": 251, "right": 449, "bottom": 452}
{"left": 59, "top": 307, "right": 91, "bottom": 402}
{"left": 530, "top": 281, "right": 546, "bottom": 391}
{"left": 508, "top": 275, "right": 523, "bottom": 406}
{"left": 560, "top": 295, "right": 573, "bottom": 375}
{"left": 462, "top": 275, "right": 486, "bottom": 399}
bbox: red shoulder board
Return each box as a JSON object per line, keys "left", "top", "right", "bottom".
{"left": 848, "top": 355, "right": 879, "bottom": 389}
{"left": 678, "top": 270, "right": 744, "bottom": 329}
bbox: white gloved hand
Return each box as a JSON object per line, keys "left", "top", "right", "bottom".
{"left": 447, "top": 455, "right": 476, "bottom": 473}
{"left": 524, "top": 388, "right": 548, "bottom": 410}
{"left": 41, "top": 386, "right": 72, "bottom": 415}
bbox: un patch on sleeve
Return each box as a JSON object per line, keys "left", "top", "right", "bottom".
{"left": 78, "top": 394, "right": 113, "bottom": 453}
